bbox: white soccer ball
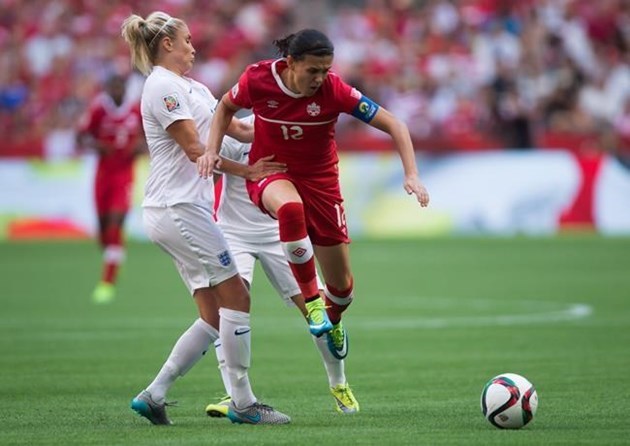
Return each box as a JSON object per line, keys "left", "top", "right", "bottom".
{"left": 480, "top": 372, "right": 538, "bottom": 429}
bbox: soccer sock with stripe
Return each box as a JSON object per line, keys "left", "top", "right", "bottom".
{"left": 102, "top": 225, "right": 124, "bottom": 284}
{"left": 324, "top": 280, "right": 354, "bottom": 324}
{"left": 278, "top": 202, "right": 319, "bottom": 301}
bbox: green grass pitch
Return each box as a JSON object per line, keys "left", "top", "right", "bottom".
{"left": 1, "top": 236, "right": 629, "bottom": 445}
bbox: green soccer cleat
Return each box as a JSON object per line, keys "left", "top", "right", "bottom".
{"left": 131, "top": 390, "right": 173, "bottom": 425}
{"left": 227, "top": 401, "right": 291, "bottom": 425}
{"left": 305, "top": 297, "right": 332, "bottom": 337}
{"left": 327, "top": 321, "right": 348, "bottom": 359}
{"left": 92, "top": 281, "right": 115, "bottom": 304}
{"left": 330, "top": 383, "right": 360, "bottom": 414}
{"left": 205, "top": 395, "right": 231, "bottom": 418}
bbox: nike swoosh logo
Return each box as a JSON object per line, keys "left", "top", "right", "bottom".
{"left": 234, "top": 328, "right": 251, "bottom": 336}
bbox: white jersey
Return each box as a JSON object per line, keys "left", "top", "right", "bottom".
{"left": 217, "top": 117, "right": 279, "bottom": 243}
{"left": 141, "top": 66, "right": 217, "bottom": 208}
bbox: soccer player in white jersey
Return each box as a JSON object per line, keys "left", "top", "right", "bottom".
{"left": 121, "top": 11, "right": 290, "bottom": 425}
{"left": 205, "top": 115, "right": 359, "bottom": 415}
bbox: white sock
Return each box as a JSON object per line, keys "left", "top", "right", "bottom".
{"left": 313, "top": 334, "right": 346, "bottom": 387}
{"left": 146, "top": 318, "right": 219, "bottom": 404}
{"left": 214, "top": 338, "right": 232, "bottom": 396}
{"left": 219, "top": 307, "right": 256, "bottom": 408}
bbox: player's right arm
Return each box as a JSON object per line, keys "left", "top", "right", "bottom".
{"left": 166, "top": 119, "right": 206, "bottom": 162}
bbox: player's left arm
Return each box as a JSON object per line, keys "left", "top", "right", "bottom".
{"left": 360, "top": 103, "right": 430, "bottom": 207}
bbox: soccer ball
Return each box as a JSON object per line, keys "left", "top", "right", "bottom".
{"left": 480, "top": 373, "right": 538, "bottom": 429}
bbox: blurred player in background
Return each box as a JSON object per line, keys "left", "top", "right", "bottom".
{"left": 77, "top": 74, "right": 145, "bottom": 304}
{"left": 198, "top": 29, "right": 430, "bottom": 363}
{"left": 205, "top": 115, "right": 359, "bottom": 416}
{"left": 121, "top": 11, "right": 290, "bottom": 426}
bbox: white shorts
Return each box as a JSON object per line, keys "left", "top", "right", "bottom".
{"left": 143, "top": 204, "right": 238, "bottom": 294}
{"left": 223, "top": 232, "right": 323, "bottom": 306}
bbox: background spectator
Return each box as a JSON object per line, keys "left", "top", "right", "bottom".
{"left": 2, "top": 0, "right": 630, "bottom": 157}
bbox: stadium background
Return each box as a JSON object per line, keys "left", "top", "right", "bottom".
{"left": 1, "top": 2, "right": 630, "bottom": 444}
{"left": 1, "top": 0, "right": 630, "bottom": 239}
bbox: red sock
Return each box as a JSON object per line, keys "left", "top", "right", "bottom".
{"left": 103, "top": 261, "right": 118, "bottom": 284}
{"left": 278, "top": 203, "right": 319, "bottom": 299}
{"left": 101, "top": 226, "right": 123, "bottom": 284}
{"left": 324, "top": 280, "right": 354, "bottom": 324}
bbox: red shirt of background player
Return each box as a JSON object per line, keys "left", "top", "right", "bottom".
{"left": 78, "top": 93, "right": 142, "bottom": 213}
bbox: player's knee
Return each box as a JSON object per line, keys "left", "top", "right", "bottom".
{"left": 277, "top": 202, "right": 307, "bottom": 240}
{"left": 215, "top": 275, "right": 251, "bottom": 312}
{"left": 277, "top": 202, "right": 305, "bottom": 224}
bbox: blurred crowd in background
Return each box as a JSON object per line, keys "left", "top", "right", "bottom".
{"left": 2, "top": 0, "right": 630, "bottom": 159}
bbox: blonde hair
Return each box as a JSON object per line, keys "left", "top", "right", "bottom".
{"left": 121, "top": 11, "right": 184, "bottom": 75}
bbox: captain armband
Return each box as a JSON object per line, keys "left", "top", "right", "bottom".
{"left": 351, "top": 95, "right": 380, "bottom": 123}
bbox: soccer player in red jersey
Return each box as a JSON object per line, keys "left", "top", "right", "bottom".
{"left": 198, "top": 28, "right": 430, "bottom": 360}
{"left": 77, "top": 74, "right": 145, "bottom": 304}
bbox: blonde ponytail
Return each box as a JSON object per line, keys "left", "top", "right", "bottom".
{"left": 121, "top": 11, "right": 182, "bottom": 75}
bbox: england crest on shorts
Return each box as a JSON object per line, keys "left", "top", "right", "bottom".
{"left": 162, "top": 94, "right": 180, "bottom": 112}
{"left": 307, "top": 102, "right": 320, "bottom": 117}
{"left": 217, "top": 250, "right": 232, "bottom": 267}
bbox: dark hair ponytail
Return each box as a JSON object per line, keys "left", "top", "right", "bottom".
{"left": 273, "top": 29, "right": 334, "bottom": 60}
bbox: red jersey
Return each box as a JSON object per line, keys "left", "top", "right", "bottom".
{"left": 228, "top": 59, "right": 362, "bottom": 177}
{"left": 78, "top": 93, "right": 142, "bottom": 181}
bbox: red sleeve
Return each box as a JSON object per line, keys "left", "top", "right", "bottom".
{"left": 228, "top": 67, "right": 253, "bottom": 109}
{"left": 328, "top": 72, "right": 362, "bottom": 114}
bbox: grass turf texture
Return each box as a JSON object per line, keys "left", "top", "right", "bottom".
{"left": 1, "top": 237, "right": 629, "bottom": 445}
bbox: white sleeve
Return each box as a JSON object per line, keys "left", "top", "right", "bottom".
{"left": 146, "top": 79, "right": 193, "bottom": 130}
{"left": 219, "top": 136, "right": 242, "bottom": 161}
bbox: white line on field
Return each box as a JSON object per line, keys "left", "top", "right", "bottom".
{"left": 352, "top": 302, "right": 593, "bottom": 329}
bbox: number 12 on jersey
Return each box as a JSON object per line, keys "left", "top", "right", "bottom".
{"left": 280, "top": 124, "right": 304, "bottom": 140}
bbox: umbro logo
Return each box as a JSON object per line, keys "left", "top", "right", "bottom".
{"left": 292, "top": 247, "right": 307, "bottom": 257}
{"left": 267, "top": 100, "right": 279, "bottom": 108}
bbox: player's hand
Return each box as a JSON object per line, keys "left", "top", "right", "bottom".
{"left": 197, "top": 151, "right": 221, "bottom": 179}
{"left": 404, "top": 174, "right": 430, "bottom": 207}
{"left": 246, "top": 155, "right": 287, "bottom": 181}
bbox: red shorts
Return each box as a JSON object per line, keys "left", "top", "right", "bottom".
{"left": 94, "top": 175, "right": 132, "bottom": 217}
{"left": 246, "top": 173, "right": 350, "bottom": 246}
